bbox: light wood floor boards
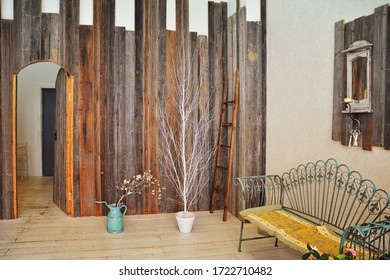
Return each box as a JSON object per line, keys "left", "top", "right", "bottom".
{"left": 0, "top": 177, "right": 301, "bottom": 260}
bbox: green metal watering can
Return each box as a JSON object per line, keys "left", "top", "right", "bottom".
{"left": 107, "top": 203, "right": 127, "bottom": 233}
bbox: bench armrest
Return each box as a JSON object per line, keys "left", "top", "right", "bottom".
{"left": 235, "top": 175, "right": 283, "bottom": 212}
{"left": 340, "top": 219, "right": 390, "bottom": 260}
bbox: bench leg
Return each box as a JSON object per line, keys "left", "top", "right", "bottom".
{"left": 274, "top": 238, "right": 278, "bottom": 247}
{"left": 238, "top": 220, "right": 244, "bottom": 252}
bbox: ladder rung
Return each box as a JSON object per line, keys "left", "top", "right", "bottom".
{"left": 222, "top": 122, "right": 233, "bottom": 126}
{"left": 216, "top": 165, "right": 228, "bottom": 170}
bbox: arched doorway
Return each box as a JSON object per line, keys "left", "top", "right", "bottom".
{"left": 15, "top": 62, "right": 74, "bottom": 217}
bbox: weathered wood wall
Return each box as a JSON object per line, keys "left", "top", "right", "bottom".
{"left": 332, "top": 4, "right": 390, "bottom": 151}
{"left": 0, "top": 0, "right": 265, "bottom": 219}
{"left": 224, "top": 5, "right": 266, "bottom": 218}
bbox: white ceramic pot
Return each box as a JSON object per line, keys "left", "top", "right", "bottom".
{"left": 175, "top": 211, "right": 195, "bottom": 233}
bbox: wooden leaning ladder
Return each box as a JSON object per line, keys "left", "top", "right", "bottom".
{"left": 210, "top": 69, "right": 239, "bottom": 221}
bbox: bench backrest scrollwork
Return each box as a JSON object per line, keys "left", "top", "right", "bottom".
{"left": 281, "top": 158, "right": 390, "bottom": 234}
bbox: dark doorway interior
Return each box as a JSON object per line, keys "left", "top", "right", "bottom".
{"left": 42, "top": 88, "right": 56, "bottom": 176}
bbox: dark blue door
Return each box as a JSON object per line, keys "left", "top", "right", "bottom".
{"left": 42, "top": 88, "right": 56, "bottom": 176}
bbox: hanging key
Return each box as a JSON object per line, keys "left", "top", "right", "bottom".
{"left": 352, "top": 129, "right": 361, "bottom": 147}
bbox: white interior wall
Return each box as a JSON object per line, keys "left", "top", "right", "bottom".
{"left": 17, "top": 62, "right": 60, "bottom": 176}
{"left": 267, "top": 0, "right": 390, "bottom": 192}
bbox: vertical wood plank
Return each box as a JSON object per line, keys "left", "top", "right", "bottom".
{"left": 14, "top": 0, "right": 41, "bottom": 70}
{"left": 134, "top": 0, "right": 144, "bottom": 179}
{"left": 143, "top": 0, "right": 166, "bottom": 214}
{"left": 60, "top": 0, "right": 79, "bottom": 75}
{"left": 54, "top": 69, "right": 67, "bottom": 212}
{"left": 0, "top": 21, "right": 15, "bottom": 219}
{"left": 341, "top": 21, "right": 354, "bottom": 146}
{"left": 41, "top": 13, "right": 60, "bottom": 63}
{"left": 361, "top": 14, "right": 374, "bottom": 151}
{"left": 95, "top": 0, "right": 115, "bottom": 215}
{"left": 373, "top": 5, "right": 390, "bottom": 149}
{"left": 237, "top": 6, "right": 247, "bottom": 178}
{"left": 384, "top": 7, "right": 390, "bottom": 150}
{"left": 332, "top": 20, "right": 345, "bottom": 142}
{"left": 246, "top": 21, "right": 262, "bottom": 175}
{"left": 164, "top": 30, "right": 179, "bottom": 214}
{"left": 228, "top": 13, "right": 238, "bottom": 217}
{"left": 197, "top": 34, "right": 210, "bottom": 211}
{"left": 66, "top": 75, "right": 75, "bottom": 216}
{"left": 157, "top": 0, "right": 167, "bottom": 213}
{"left": 260, "top": 0, "right": 267, "bottom": 177}
{"left": 124, "top": 31, "right": 137, "bottom": 215}
{"left": 78, "top": 25, "right": 94, "bottom": 216}
{"left": 114, "top": 27, "right": 126, "bottom": 182}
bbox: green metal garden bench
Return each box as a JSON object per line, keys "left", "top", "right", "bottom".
{"left": 236, "top": 158, "right": 390, "bottom": 259}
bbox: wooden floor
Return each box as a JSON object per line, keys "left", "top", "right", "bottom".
{"left": 0, "top": 177, "right": 301, "bottom": 260}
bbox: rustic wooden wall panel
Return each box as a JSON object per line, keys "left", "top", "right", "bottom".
{"left": 380, "top": 6, "right": 390, "bottom": 150}
{"left": 60, "top": 0, "right": 79, "bottom": 75}
{"left": 332, "top": 20, "right": 345, "bottom": 142}
{"left": 361, "top": 14, "right": 374, "bottom": 151}
{"left": 0, "top": 0, "right": 265, "bottom": 219}
{"left": 14, "top": 0, "right": 41, "bottom": 70}
{"left": 78, "top": 25, "right": 96, "bottom": 216}
{"left": 260, "top": 0, "right": 267, "bottom": 180}
{"left": 41, "top": 13, "right": 60, "bottom": 62}
{"left": 207, "top": 1, "right": 227, "bottom": 211}
{"left": 197, "top": 35, "right": 210, "bottom": 211}
{"left": 246, "top": 21, "right": 263, "bottom": 175}
{"left": 54, "top": 69, "right": 67, "bottom": 212}
{"left": 112, "top": 28, "right": 125, "bottom": 204}
{"left": 142, "top": 0, "right": 167, "bottom": 214}
{"left": 123, "top": 31, "right": 137, "bottom": 215}
{"left": 163, "top": 30, "right": 179, "bottom": 214}
{"left": 373, "top": 6, "right": 387, "bottom": 146}
{"left": 333, "top": 5, "right": 390, "bottom": 151}
{"left": 236, "top": 6, "right": 247, "bottom": 180}
{"left": 134, "top": 0, "right": 144, "bottom": 179}
{"left": 95, "top": 0, "right": 115, "bottom": 215}
{"left": 0, "top": 21, "right": 15, "bottom": 219}
{"left": 227, "top": 14, "right": 239, "bottom": 217}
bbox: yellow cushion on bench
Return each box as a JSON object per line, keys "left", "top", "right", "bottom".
{"left": 241, "top": 206, "right": 341, "bottom": 256}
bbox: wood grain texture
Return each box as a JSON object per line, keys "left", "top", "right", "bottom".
{"left": 54, "top": 69, "right": 67, "bottom": 213}
{"left": 78, "top": 25, "right": 95, "bottom": 217}
{"left": 164, "top": 30, "right": 179, "bottom": 214}
{"left": 0, "top": 0, "right": 267, "bottom": 219}
{"left": 0, "top": 21, "right": 15, "bottom": 219}
{"left": 334, "top": 5, "right": 390, "bottom": 151}
{"left": 341, "top": 20, "right": 354, "bottom": 146}
{"left": 382, "top": 6, "right": 390, "bottom": 150}
{"left": 246, "top": 21, "right": 263, "bottom": 175}
{"left": 14, "top": 0, "right": 41, "bottom": 70}
{"left": 41, "top": 13, "right": 60, "bottom": 63}
{"left": 332, "top": 20, "right": 345, "bottom": 142}
{"left": 95, "top": 0, "right": 114, "bottom": 215}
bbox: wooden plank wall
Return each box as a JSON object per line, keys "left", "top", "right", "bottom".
{"left": 0, "top": 0, "right": 265, "bottom": 219}
{"left": 227, "top": 5, "right": 265, "bottom": 217}
{"left": 332, "top": 4, "right": 390, "bottom": 151}
{"left": 0, "top": 20, "right": 15, "bottom": 219}
{"left": 54, "top": 69, "right": 67, "bottom": 212}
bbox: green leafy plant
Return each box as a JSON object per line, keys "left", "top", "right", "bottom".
{"left": 302, "top": 244, "right": 356, "bottom": 260}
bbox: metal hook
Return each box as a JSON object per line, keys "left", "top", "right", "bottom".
{"left": 346, "top": 102, "right": 361, "bottom": 131}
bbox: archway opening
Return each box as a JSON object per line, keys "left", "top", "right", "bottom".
{"left": 16, "top": 61, "right": 73, "bottom": 217}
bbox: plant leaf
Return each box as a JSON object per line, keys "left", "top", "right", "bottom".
{"left": 311, "top": 250, "right": 320, "bottom": 259}
{"left": 302, "top": 252, "right": 311, "bottom": 260}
